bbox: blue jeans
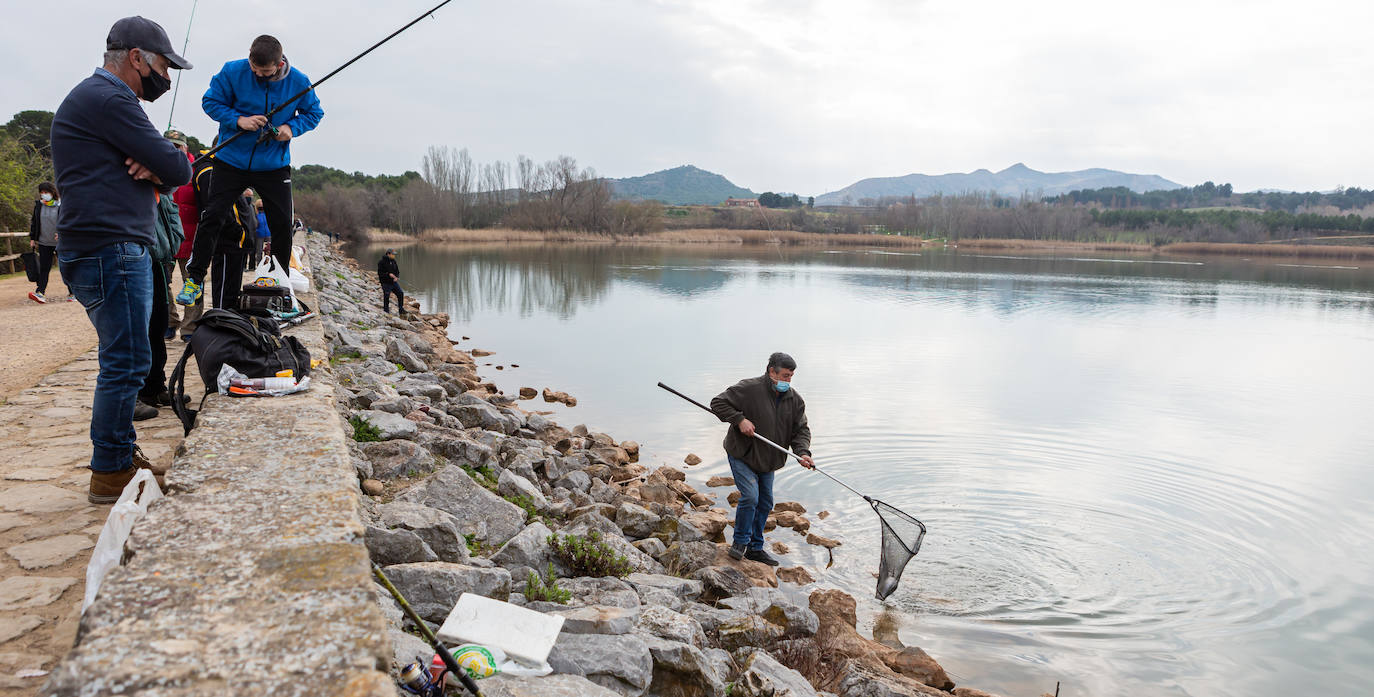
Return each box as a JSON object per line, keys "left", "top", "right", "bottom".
{"left": 59, "top": 242, "right": 152, "bottom": 473}
{"left": 728, "top": 455, "right": 774, "bottom": 550}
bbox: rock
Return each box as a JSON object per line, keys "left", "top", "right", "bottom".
{"left": 777, "top": 567, "right": 815, "bottom": 585}
{"left": 555, "top": 469, "right": 592, "bottom": 494}
{"left": 774, "top": 501, "right": 806, "bottom": 514}
{"left": 558, "top": 577, "right": 642, "bottom": 609}
{"left": 706, "top": 476, "right": 734, "bottom": 488}
{"left": 472, "top": 348, "right": 493, "bottom": 357}
{"left": 0, "top": 576, "right": 77, "bottom": 610}
{"left": 681, "top": 603, "right": 743, "bottom": 634}
{"left": 361, "top": 439, "right": 434, "bottom": 479}
{"left": 518, "top": 387, "right": 538, "bottom": 399}
{"left": 399, "top": 465, "right": 527, "bottom": 546}
{"left": 396, "top": 378, "right": 446, "bottom": 402}
{"left": 376, "top": 501, "right": 471, "bottom": 563}
{"left": 5, "top": 535, "right": 92, "bottom": 570}
{"left": 491, "top": 522, "right": 556, "bottom": 573}
{"left": 951, "top": 689, "right": 1012, "bottom": 697}
{"left": 590, "top": 478, "right": 620, "bottom": 504}
{"left": 547, "top": 631, "right": 653, "bottom": 696}
{"left": 615, "top": 502, "right": 661, "bottom": 539}
{"left": 721, "top": 587, "right": 819, "bottom": 638}
{"left": 620, "top": 441, "right": 640, "bottom": 461}
{"left": 715, "top": 615, "right": 785, "bottom": 651}
{"left": 772, "top": 542, "right": 792, "bottom": 555}
{"left": 637, "top": 605, "right": 708, "bottom": 647}
{"left": 680, "top": 509, "right": 730, "bottom": 540}
{"left": 361, "top": 479, "right": 385, "bottom": 496}
{"left": 711, "top": 546, "right": 779, "bottom": 589}
{"left": 497, "top": 470, "right": 549, "bottom": 510}
{"left": 416, "top": 424, "right": 495, "bottom": 468}
{"left": 691, "top": 565, "right": 754, "bottom": 603}
{"left": 590, "top": 445, "right": 630, "bottom": 466}
{"left": 631, "top": 538, "right": 667, "bottom": 558}
{"left": 734, "top": 650, "right": 818, "bottom": 697}
{"left": 637, "top": 483, "right": 679, "bottom": 508}
{"left": 382, "top": 562, "right": 512, "bottom": 623}
{"left": 832, "top": 660, "right": 948, "bottom": 697}
{"left": 655, "top": 466, "right": 686, "bottom": 482}
{"left": 805, "top": 533, "right": 840, "bottom": 549}
{"left": 640, "top": 634, "right": 728, "bottom": 697}
{"left": 481, "top": 673, "right": 625, "bottom": 697}
{"left": 386, "top": 337, "right": 428, "bottom": 372}
{"left": 728, "top": 491, "right": 740, "bottom": 506}
{"left": 562, "top": 517, "right": 666, "bottom": 576}
{"left": 817, "top": 511, "right": 830, "bottom": 520}
{"left": 365, "top": 525, "right": 438, "bottom": 566}
{"left": 676, "top": 519, "right": 708, "bottom": 543}
{"left": 774, "top": 511, "right": 811, "bottom": 533}
{"left": 885, "top": 647, "right": 955, "bottom": 691}
{"left": 355, "top": 410, "right": 418, "bottom": 440}
{"left": 684, "top": 453, "right": 702, "bottom": 466}
{"left": 553, "top": 604, "right": 641, "bottom": 635}
{"left": 452, "top": 400, "right": 510, "bottom": 433}
{"left": 660, "top": 541, "right": 720, "bottom": 576}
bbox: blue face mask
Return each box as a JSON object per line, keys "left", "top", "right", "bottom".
{"left": 774, "top": 381, "right": 790, "bottom": 393}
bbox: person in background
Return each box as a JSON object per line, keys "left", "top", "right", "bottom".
{"left": 52, "top": 15, "right": 193, "bottom": 502}
{"left": 253, "top": 197, "right": 270, "bottom": 267}
{"left": 177, "top": 34, "right": 323, "bottom": 305}
{"left": 170, "top": 132, "right": 201, "bottom": 339}
{"left": 709, "top": 352, "right": 814, "bottom": 566}
{"left": 137, "top": 133, "right": 186, "bottom": 418}
{"left": 378, "top": 248, "right": 403, "bottom": 315}
{"left": 162, "top": 129, "right": 190, "bottom": 339}
{"left": 28, "top": 182, "right": 71, "bottom": 303}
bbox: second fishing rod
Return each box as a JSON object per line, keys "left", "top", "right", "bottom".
{"left": 192, "top": 0, "right": 456, "bottom": 167}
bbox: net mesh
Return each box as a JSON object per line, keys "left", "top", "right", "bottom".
{"left": 872, "top": 499, "right": 926, "bottom": 600}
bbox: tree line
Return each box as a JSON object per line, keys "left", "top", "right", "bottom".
{"left": 1048, "top": 181, "right": 1374, "bottom": 213}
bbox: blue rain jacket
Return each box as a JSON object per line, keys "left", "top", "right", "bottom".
{"left": 202, "top": 57, "right": 323, "bottom": 172}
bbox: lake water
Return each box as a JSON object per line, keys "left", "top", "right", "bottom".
{"left": 354, "top": 241, "right": 1374, "bottom": 697}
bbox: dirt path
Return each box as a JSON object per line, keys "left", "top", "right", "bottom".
{"left": 0, "top": 335, "right": 201, "bottom": 693}
{"left": 0, "top": 273, "right": 96, "bottom": 401}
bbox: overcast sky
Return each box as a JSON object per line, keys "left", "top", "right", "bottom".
{"left": 4, "top": 0, "right": 1371, "bottom": 195}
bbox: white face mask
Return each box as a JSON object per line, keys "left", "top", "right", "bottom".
{"left": 40, "top": 193, "right": 53, "bottom": 203}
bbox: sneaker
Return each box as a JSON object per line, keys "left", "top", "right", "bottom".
{"left": 88, "top": 467, "right": 137, "bottom": 504}
{"left": 133, "top": 402, "right": 159, "bottom": 421}
{"left": 744, "top": 548, "right": 780, "bottom": 567}
{"left": 728, "top": 544, "right": 746, "bottom": 561}
{"left": 175, "top": 279, "right": 203, "bottom": 306}
{"left": 28, "top": 291, "right": 46, "bottom": 304}
{"left": 65, "top": 295, "right": 77, "bottom": 302}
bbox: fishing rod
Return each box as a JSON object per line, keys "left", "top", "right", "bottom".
{"left": 192, "top": 0, "right": 456, "bottom": 166}
{"left": 165, "top": 0, "right": 199, "bottom": 130}
{"left": 373, "top": 563, "right": 484, "bottom": 696}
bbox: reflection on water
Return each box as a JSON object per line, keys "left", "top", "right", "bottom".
{"left": 354, "top": 241, "right": 1374, "bottom": 697}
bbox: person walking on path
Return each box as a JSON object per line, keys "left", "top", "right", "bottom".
{"left": 378, "top": 248, "right": 403, "bottom": 315}
{"left": 710, "top": 352, "right": 814, "bottom": 566}
{"left": 51, "top": 15, "right": 193, "bottom": 503}
{"left": 176, "top": 34, "right": 323, "bottom": 305}
{"left": 252, "top": 197, "right": 271, "bottom": 268}
{"left": 27, "top": 182, "right": 71, "bottom": 303}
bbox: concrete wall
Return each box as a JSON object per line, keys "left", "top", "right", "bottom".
{"left": 41, "top": 241, "right": 393, "bottom": 696}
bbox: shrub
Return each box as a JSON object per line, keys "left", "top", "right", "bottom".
{"left": 524, "top": 563, "right": 571, "bottom": 604}
{"left": 506, "top": 494, "right": 542, "bottom": 524}
{"left": 548, "top": 530, "right": 634, "bottom": 578}
{"left": 349, "top": 415, "right": 382, "bottom": 442}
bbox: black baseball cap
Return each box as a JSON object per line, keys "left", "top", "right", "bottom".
{"left": 106, "top": 16, "right": 193, "bottom": 70}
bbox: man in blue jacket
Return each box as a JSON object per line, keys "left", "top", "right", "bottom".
{"left": 51, "top": 16, "right": 193, "bottom": 502}
{"left": 177, "top": 34, "right": 322, "bottom": 305}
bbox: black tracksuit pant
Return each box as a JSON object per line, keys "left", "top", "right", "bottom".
{"left": 141, "top": 259, "right": 169, "bottom": 403}
{"left": 188, "top": 161, "right": 292, "bottom": 285}
{"left": 35, "top": 243, "right": 57, "bottom": 294}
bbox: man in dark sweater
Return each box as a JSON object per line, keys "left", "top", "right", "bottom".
{"left": 378, "top": 248, "right": 403, "bottom": 314}
{"left": 710, "top": 352, "right": 814, "bottom": 566}
{"left": 51, "top": 16, "right": 193, "bottom": 503}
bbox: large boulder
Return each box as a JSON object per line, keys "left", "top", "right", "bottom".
{"left": 660, "top": 541, "right": 720, "bottom": 576}
{"left": 491, "top": 522, "right": 556, "bottom": 575}
{"left": 680, "top": 509, "right": 730, "bottom": 541}
{"left": 710, "top": 546, "right": 778, "bottom": 588}
{"left": 884, "top": 648, "right": 955, "bottom": 691}
{"left": 553, "top": 605, "right": 641, "bottom": 635}
{"left": 691, "top": 565, "right": 754, "bottom": 603}
{"left": 382, "top": 562, "right": 512, "bottom": 623}
{"left": 480, "top": 673, "right": 624, "bottom": 697}
{"left": 365, "top": 525, "right": 438, "bottom": 566}
{"left": 452, "top": 399, "right": 510, "bottom": 433}
{"left": 361, "top": 439, "right": 434, "bottom": 479}
{"left": 733, "top": 650, "right": 818, "bottom": 697}
{"left": 809, "top": 590, "right": 950, "bottom": 695}
{"left": 562, "top": 516, "right": 666, "bottom": 576}
{"left": 497, "top": 469, "right": 549, "bottom": 510}
{"left": 415, "top": 423, "right": 495, "bottom": 468}
{"left": 626, "top": 573, "right": 704, "bottom": 602}
{"left": 615, "top": 502, "right": 662, "bottom": 539}
{"left": 355, "top": 410, "right": 418, "bottom": 440}
{"left": 547, "top": 631, "right": 654, "bottom": 696}
{"left": 558, "top": 576, "right": 642, "bottom": 609}
{"left": 400, "top": 465, "right": 526, "bottom": 546}
{"left": 715, "top": 615, "right": 785, "bottom": 652}
{"left": 640, "top": 634, "right": 727, "bottom": 697}
{"left": 387, "top": 336, "right": 428, "bottom": 372}
{"left": 830, "top": 660, "right": 947, "bottom": 697}
{"left": 376, "top": 500, "right": 470, "bottom": 563}
{"left": 721, "top": 587, "right": 819, "bottom": 639}
{"left": 636, "top": 605, "right": 708, "bottom": 648}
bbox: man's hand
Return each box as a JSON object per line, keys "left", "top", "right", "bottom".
{"left": 29, "top": 239, "right": 37, "bottom": 250}
{"left": 274, "top": 124, "right": 293, "bottom": 142}
{"left": 738, "top": 418, "right": 756, "bottom": 437}
{"left": 390, "top": 273, "right": 398, "bottom": 281}
{"left": 799, "top": 455, "right": 815, "bottom": 470}
{"left": 125, "top": 158, "right": 163, "bottom": 186}
{"left": 237, "top": 115, "right": 269, "bottom": 131}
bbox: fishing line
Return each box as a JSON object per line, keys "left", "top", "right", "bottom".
{"left": 165, "top": 0, "right": 199, "bottom": 130}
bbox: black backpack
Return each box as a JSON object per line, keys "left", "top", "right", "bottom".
{"left": 168, "top": 309, "right": 312, "bottom": 434}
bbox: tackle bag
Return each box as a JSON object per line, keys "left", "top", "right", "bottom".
{"left": 21, "top": 251, "right": 39, "bottom": 283}
{"left": 245, "top": 256, "right": 299, "bottom": 311}
{"left": 168, "top": 309, "right": 312, "bottom": 434}
{"left": 238, "top": 284, "right": 294, "bottom": 316}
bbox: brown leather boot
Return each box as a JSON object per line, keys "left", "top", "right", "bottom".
{"left": 88, "top": 467, "right": 137, "bottom": 504}
{"left": 131, "top": 446, "right": 168, "bottom": 492}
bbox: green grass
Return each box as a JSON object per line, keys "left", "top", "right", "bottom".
{"left": 349, "top": 415, "right": 382, "bottom": 442}
{"left": 524, "top": 563, "right": 571, "bottom": 604}
{"left": 549, "top": 530, "right": 634, "bottom": 578}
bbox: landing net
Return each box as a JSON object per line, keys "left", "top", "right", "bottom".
{"left": 872, "top": 498, "right": 926, "bottom": 600}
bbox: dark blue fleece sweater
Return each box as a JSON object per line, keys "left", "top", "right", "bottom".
{"left": 51, "top": 69, "right": 192, "bottom": 255}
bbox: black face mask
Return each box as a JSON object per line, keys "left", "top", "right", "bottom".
{"left": 138, "top": 55, "right": 172, "bottom": 102}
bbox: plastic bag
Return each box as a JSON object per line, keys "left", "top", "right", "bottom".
{"left": 448, "top": 644, "right": 551, "bottom": 680}
{"left": 247, "top": 257, "right": 299, "bottom": 310}
{"left": 286, "top": 267, "right": 311, "bottom": 294}
{"left": 217, "top": 363, "right": 311, "bottom": 397}
{"left": 84, "top": 469, "right": 163, "bottom": 610}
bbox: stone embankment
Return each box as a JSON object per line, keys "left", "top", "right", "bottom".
{"left": 311, "top": 238, "right": 1032, "bottom": 697}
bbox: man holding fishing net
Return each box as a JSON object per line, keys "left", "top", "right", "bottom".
{"left": 710, "top": 352, "right": 814, "bottom": 566}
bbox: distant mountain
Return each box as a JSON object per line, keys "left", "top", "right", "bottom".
{"left": 611, "top": 165, "right": 755, "bottom": 206}
{"left": 815, "top": 163, "right": 1181, "bottom": 205}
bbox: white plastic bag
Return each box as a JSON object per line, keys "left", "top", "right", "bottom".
{"left": 84, "top": 469, "right": 163, "bottom": 610}
{"left": 448, "top": 644, "right": 551, "bottom": 680}
{"left": 248, "top": 257, "right": 299, "bottom": 309}
{"left": 286, "top": 267, "right": 311, "bottom": 294}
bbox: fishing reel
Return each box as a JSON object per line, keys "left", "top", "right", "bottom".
{"left": 397, "top": 655, "right": 448, "bottom": 697}
{"left": 254, "top": 126, "right": 280, "bottom": 144}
